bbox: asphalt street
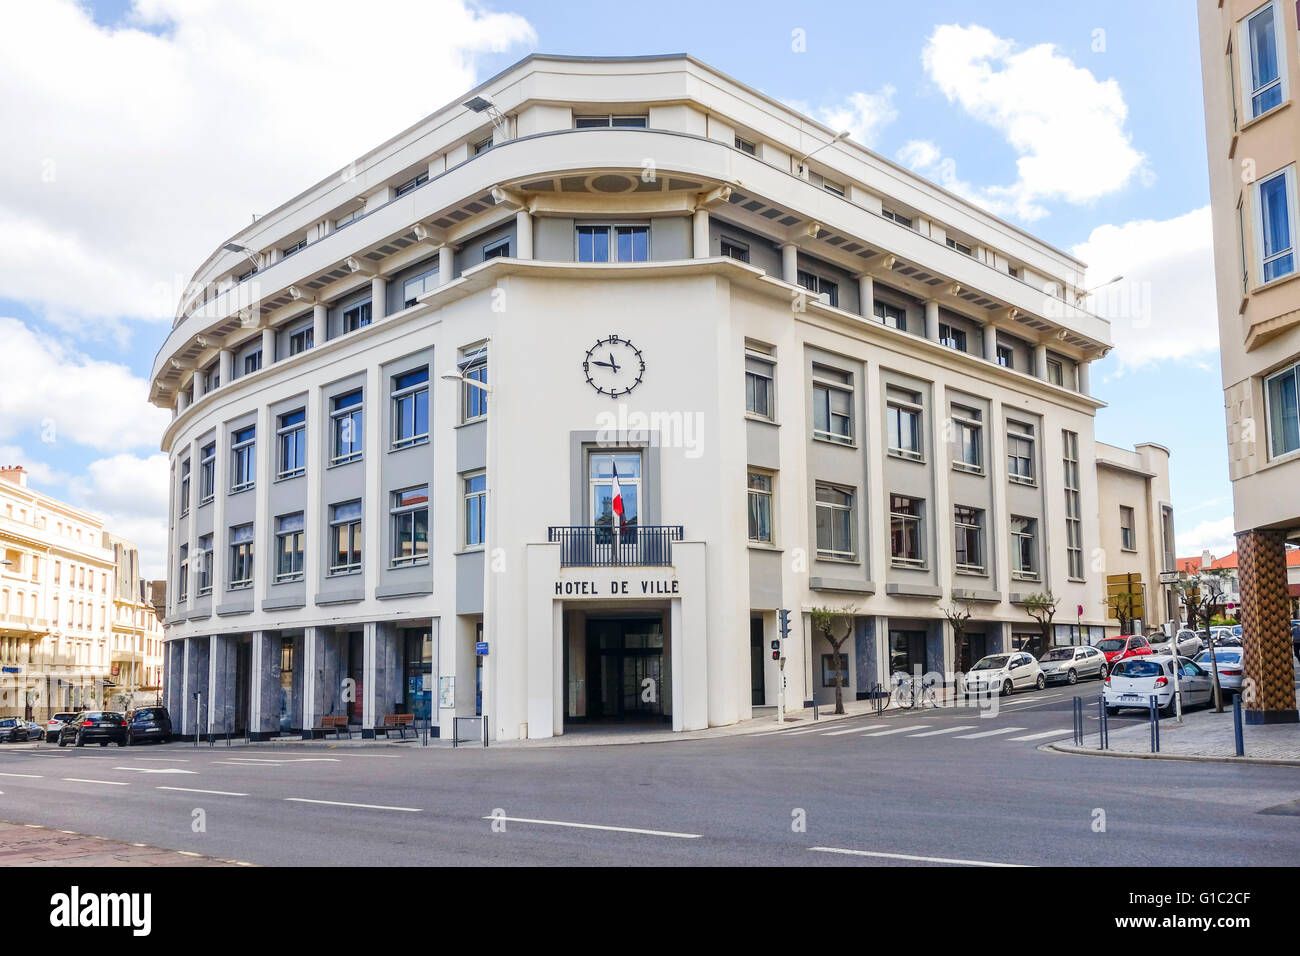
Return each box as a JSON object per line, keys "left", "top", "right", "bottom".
{"left": 0, "top": 680, "right": 1295, "bottom": 866}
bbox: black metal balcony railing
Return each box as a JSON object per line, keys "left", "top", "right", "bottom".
{"left": 548, "top": 525, "right": 683, "bottom": 568}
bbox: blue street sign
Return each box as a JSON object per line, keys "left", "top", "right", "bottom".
{"left": 476, "top": 641, "right": 489, "bottom": 656}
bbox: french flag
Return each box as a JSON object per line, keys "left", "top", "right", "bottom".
{"left": 611, "top": 463, "right": 625, "bottom": 530}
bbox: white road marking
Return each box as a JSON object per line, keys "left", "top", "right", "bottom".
{"left": 906, "top": 725, "right": 977, "bottom": 737}
{"left": 211, "top": 761, "right": 279, "bottom": 767}
{"left": 953, "top": 727, "right": 1027, "bottom": 739}
{"left": 124, "top": 756, "right": 191, "bottom": 762}
{"left": 1007, "top": 729, "right": 1076, "bottom": 741}
{"left": 62, "top": 777, "right": 129, "bottom": 786}
{"left": 483, "top": 815, "right": 701, "bottom": 839}
{"left": 810, "top": 846, "right": 1027, "bottom": 867}
{"left": 0, "top": 772, "right": 42, "bottom": 778}
{"left": 285, "top": 797, "right": 421, "bottom": 812}
{"left": 221, "top": 757, "right": 340, "bottom": 764}
{"left": 822, "top": 724, "right": 890, "bottom": 736}
{"left": 860, "top": 725, "right": 931, "bottom": 737}
{"left": 112, "top": 767, "right": 198, "bottom": 774}
{"left": 156, "top": 786, "right": 248, "bottom": 797}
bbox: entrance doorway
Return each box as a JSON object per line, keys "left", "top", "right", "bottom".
{"left": 584, "top": 617, "right": 666, "bottom": 722}
{"left": 750, "top": 617, "right": 766, "bottom": 706}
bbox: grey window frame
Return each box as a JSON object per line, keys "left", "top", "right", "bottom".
{"left": 276, "top": 409, "right": 306, "bottom": 480}
{"left": 814, "top": 483, "right": 856, "bottom": 560}
{"left": 274, "top": 513, "right": 305, "bottom": 583}
{"left": 1011, "top": 516, "right": 1039, "bottom": 580}
{"left": 890, "top": 494, "right": 925, "bottom": 569}
{"left": 228, "top": 523, "right": 254, "bottom": 590}
{"left": 747, "top": 471, "right": 773, "bottom": 544}
{"left": 954, "top": 505, "right": 985, "bottom": 574}
{"left": 330, "top": 390, "right": 364, "bottom": 465}
{"left": 230, "top": 426, "right": 256, "bottom": 493}
{"left": 390, "top": 485, "right": 430, "bottom": 568}
{"left": 328, "top": 500, "right": 363, "bottom": 576}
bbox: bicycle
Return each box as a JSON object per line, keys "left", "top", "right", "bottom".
{"left": 890, "top": 672, "right": 940, "bottom": 710}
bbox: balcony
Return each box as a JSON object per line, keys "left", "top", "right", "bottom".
{"left": 0, "top": 614, "right": 49, "bottom": 637}
{"left": 548, "top": 525, "right": 683, "bottom": 568}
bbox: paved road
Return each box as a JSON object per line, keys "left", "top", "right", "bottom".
{"left": 0, "top": 681, "right": 1295, "bottom": 866}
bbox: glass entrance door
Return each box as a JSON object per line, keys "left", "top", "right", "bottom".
{"left": 586, "top": 617, "right": 665, "bottom": 721}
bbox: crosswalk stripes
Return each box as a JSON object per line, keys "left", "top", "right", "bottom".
{"left": 1006, "top": 728, "right": 1075, "bottom": 741}
{"left": 860, "top": 725, "right": 931, "bottom": 737}
{"left": 906, "top": 725, "right": 977, "bottom": 737}
{"left": 952, "top": 727, "right": 1026, "bottom": 739}
{"left": 821, "top": 724, "right": 889, "bottom": 736}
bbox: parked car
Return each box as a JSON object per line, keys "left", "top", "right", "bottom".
{"left": 45, "top": 712, "right": 79, "bottom": 739}
{"left": 126, "top": 706, "right": 172, "bottom": 745}
{"left": 23, "top": 720, "right": 44, "bottom": 741}
{"left": 1150, "top": 629, "right": 1203, "bottom": 658}
{"left": 1208, "top": 626, "right": 1241, "bottom": 647}
{"left": 0, "top": 717, "right": 30, "bottom": 743}
{"left": 56, "top": 711, "right": 127, "bottom": 747}
{"left": 962, "top": 651, "right": 1045, "bottom": 697}
{"left": 1095, "top": 634, "right": 1154, "bottom": 664}
{"left": 1104, "top": 655, "right": 1214, "bottom": 716}
{"left": 1038, "top": 645, "right": 1108, "bottom": 684}
{"left": 1194, "top": 647, "right": 1300, "bottom": 695}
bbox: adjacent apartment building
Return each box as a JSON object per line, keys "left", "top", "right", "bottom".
{"left": 1198, "top": 0, "right": 1300, "bottom": 723}
{"left": 0, "top": 466, "right": 165, "bottom": 719}
{"left": 150, "top": 54, "right": 1168, "bottom": 741}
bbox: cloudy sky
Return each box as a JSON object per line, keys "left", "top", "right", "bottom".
{"left": 0, "top": 0, "right": 1227, "bottom": 575}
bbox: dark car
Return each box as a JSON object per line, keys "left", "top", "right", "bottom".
{"left": 23, "top": 720, "right": 44, "bottom": 741}
{"left": 127, "top": 706, "right": 172, "bottom": 745}
{"left": 0, "top": 717, "right": 30, "bottom": 743}
{"left": 56, "top": 711, "right": 127, "bottom": 747}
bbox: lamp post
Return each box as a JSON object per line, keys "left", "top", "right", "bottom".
{"left": 441, "top": 345, "right": 494, "bottom": 737}
{"left": 797, "top": 130, "right": 851, "bottom": 176}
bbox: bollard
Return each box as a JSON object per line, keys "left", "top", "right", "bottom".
{"left": 1097, "top": 695, "right": 1109, "bottom": 750}
{"left": 1233, "top": 693, "right": 1245, "bottom": 757}
{"left": 1073, "top": 696, "right": 1084, "bottom": 746}
{"left": 812, "top": 700, "right": 819, "bottom": 721}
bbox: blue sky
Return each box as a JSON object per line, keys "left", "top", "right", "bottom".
{"left": 0, "top": 0, "right": 1227, "bottom": 571}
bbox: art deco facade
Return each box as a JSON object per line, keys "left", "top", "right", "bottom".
{"left": 151, "top": 54, "right": 1157, "bottom": 741}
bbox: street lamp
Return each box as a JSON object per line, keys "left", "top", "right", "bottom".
{"left": 797, "top": 130, "right": 851, "bottom": 176}
{"left": 463, "top": 95, "right": 509, "bottom": 141}
{"left": 222, "top": 242, "right": 262, "bottom": 274}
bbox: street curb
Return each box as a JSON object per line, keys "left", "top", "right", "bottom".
{"left": 1045, "top": 742, "right": 1300, "bottom": 768}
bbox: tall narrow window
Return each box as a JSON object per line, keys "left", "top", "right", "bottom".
{"left": 342, "top": 301, "right": 372, "bottom": 333}
{"left": 996, "top": 345, "right": 1014, "bottom": 369}
{"left": 228, "top": 524, "right": 254, "bottom": 590}
{"left": 874, "top": 300, "right": 907, "bottom": 331}
{"left": 812, "top": 366, "right": 853, "bottom": 443}
{"left": 177, "top": 545, "right": 189, "bottom": 602}
{"left": 889, "top": 495, "right": 924, "bottom": 568}
{"left": 1011, "top": 516, "right": 1038, "bottom": 580}
{"left": 814, "top": 484, "right": 855, "bottom": 560}
{"left": 938, "top": 322, "right": 967, "bottom": 352}
{"left": 747, "top": 472, "right": 773, "bottom": 543}
{"left": 288, "top": 324, "right": 313, "bottom": 356}
{"left": 1265, "top": 362, "right": 1300, "bottom": 457}
{"left": 745, "top": 351, "right": 774, "bottom": 420}
{"left": 329, "top": 501, "right": 363, "bottom": 576}
{"left": 464, "top": 473, "right": 487, "bottom": 548}
{"left": 1063, "top": 430, "right": 1083, "bottom": 580}
{"left": 1007, "top": 421, "right": 1036, "bottom": 484}
{"left": 275, "top": 513, "right": 305, "bottom": 582}
{"left": 391, "top": 486, "right": 430, "bottom": 567}
{"left": 1256, "top": 167, "right": 1296, "bottom": 282}
{"left": 331, "top": 391, "right": 364, "bottom": 464}
{"left": 179, "top": 458, "right": 191, "bottom": 517}
{"left": 277, "top": 409, "right": 306, "bottom": 479}
{"left": 230, "top": 426, "right": 256, "bottom": 493}
{"left": 887, "top": 388, "right": 923, "bottom": 460}
{"left": 1119, "top": 506, "right": 1137, "bottom": 551}
{"left": 1243, "top": 2, "right": 1284, "bottom": 118}
{"left": 460, "top": 345, "right": 488, "bottom": 422}
{"left": 951, "top": 404, "right": 983, "bottom": 473}
{"left": 797, "top": 270, "right": 838, "bottom": 307}
{"left": 199, "top": 443, "right": 216, "bottom": 504}
{"left": 197, "top": 534, "right": 213, "bottom": 596}
{"left": 953, "top": 506, "right": 985, "bottom": 573}
{"left": 391, "top": 368, "right": 429, "bottom": 448}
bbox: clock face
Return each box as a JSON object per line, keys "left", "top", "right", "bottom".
{"left": 583, "top": 335, "right": 645, "bottom": 397}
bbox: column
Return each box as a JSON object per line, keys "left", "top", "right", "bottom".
{"left": 438, "top": 244, "right": 454, "bottom": 285}
{"left": 857, "top": 275, "right": 874, "bottom": 320}
{"left": 1033, "top": 343, "right": 1048, "bottom": 379}
{"left": 1078, "top": 360, "right": 1091, "bottom": 396}
{"left": 250, "top": 630, "right": 280, "bottom": 739}
{"left": 1236, "top": 529, "right": 1299, "bottom": 724}
{"left": 177, "top": 390, "right": 189, "bottom": 414}
{"left": 300, "top": 627, "right": 319, "bottom": 737}
{"left": 218, "top": 349, "right": 233, "bottom": 386}
{"left": 208, "top": 633, "right": 237, "bottom": 737}
{"left": 312, "top": 304, "right": 327, "bottom": 346}
{"left": 780, "top": 243, "right": 798, "bottom": 284}
{"left": 515, "top": 209, "right": 534, "bottom": 260}
{"left": 370, "top": 275, "right": 388, "bottom": 322}
{"left": 692, "top": 207, "right": 710, "bottom": 259}
{"left": 983, "top": 323, "right": 998, "bottom": 362}
{"left": 190, "top": 374, "right": 200, "bottom": 406}
{"left": 183, "top": 635, "right": 209, "bottom": 739}
{"left": 924, "top": 301, "right": 940, "bottom": 341}
{"left": 261, "top": 326, "right": 275, "bottom": 365}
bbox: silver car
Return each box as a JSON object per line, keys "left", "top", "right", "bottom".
{"left": 1194, "top": 647, "right": 1300, "bottom": 695}
{"left": 1038, "top": 645, "right": 1108, "bottom": 684}
{"left": 1149, "top": 629, "right": 1203, "bottom": 658}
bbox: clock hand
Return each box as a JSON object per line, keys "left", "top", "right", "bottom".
{"left": 592, "top": 360, "right": 615, "bottom": 368}
{"left": 608, "top": 352, "right": 620, "bottom": 372}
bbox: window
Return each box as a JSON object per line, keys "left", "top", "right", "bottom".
{"left": 329, "top": 501, "right": 362, "bottom": 576}
{"left": 464, "top": 473, "right": 486, "bottom": 548}
{"left": 996, "top": 345, "right": 1014, "bottom": 369}
{"left": 473, "top": 135, "right": 493, "bottom": 155}
{"left": 242, "top": 347, "right": 263, "bottom": 376}
{"left": 1047, "top": 358, "right": 1064, "bottom": 386}
{"left": 395, "top": 172, "right": 428, "bottom": 197}
{"left": 402, "top": 267, "right": 438, "bottom": 308}
{"left": 747, "top": 472, "right": 773, "bottom": 543}
{"left": 281, "top": 238, "right": 307, "bottom": 259}
{"left": 230, "top": 426, "right": 256, "bottom": 493}
{"left": 1063, "top": 430, "right": 1083, "bottom": 580}
{"left": 1011, "top": 516, "right": 1038, "bottom": 579}
{"left": 887, "top": 388, "right": 923, "bottom": 460}
{"left": 177, "top": 545, "right": 189, "bottom": 602}
{"left": 954, "top": 506, "right": 985, "bottom": 573}
{"left": 874, "top": 300, "right": 907, "bottom": 331}
{"left": 476, "top": 236, "right": 509, "bottom": 261}
{"left": 334, "top": 207, "right": 362, "bottom": 229}
{"left": 720, "top": 237, "right": 750, "bottom": 262}
{"left": 228, "top": 524, "right": 254, "bottom": 590}
{"left": 277, "top": 409, "right": 306, "bottom": 479}
{"left": 797, "top": 269, "right": 838, "bottom": 307}
{"left": 821, "top": 654, "right": 850, "bottom": 688}
{"left": 938, "top": 322, "right": 967, "bottom": 352}
{"left": 202, "top": 364, "right": 219, "bottom": 394}
{"left": 391, "top": 368, "right": 429, "bottom": 448}
{"left": 734, "top": 135, "right": 756, "bottom": 155}
{"left": 822, "top": 178, "right": 845, "bottom": 197}
{"left": 179, "top": 458, "right": 191, "bottom": 517}
{"left": 1242, "top": 2, "right": 1285, "bottom": 118}
{"left": 1007, "top": 421, "right": 1036, "bottom": 483}
{"left": 1120, "top": 506, "right": 1137, "bottom": 551}
{"left": 574, "top": 114, "right": 648, "bottom": 128}
{"left": 576, "top": 224, "right": 649, "bottom": 262}
{"left": 1266, "top": 361, "right": 1300, "bottom": 457}
{"left": 590, "top": 453, "right": 640, "bottom": 529}
{"left": 288, "top": 324, "right": 313, "bottom": 356}
{"left": 275, "top": 513, "right": 305, "bottom": 583}
{"left": 1255, "top": 167, "right": 1297, "bottom": 283}
{"left": 197, "top": 534, "right": 213, "bottom": 596}
{"left": 882, "top": 208, "right": 913, "bottom": 228}
{"left": 745, "top": 351, "right": 774, "bottom": 419}
{"left": 946, "top": 237, "right": 973, "bottom": 256}
{"left": 391, "top": 486, "right": 429, "bottom": 567}
{"left": 199, "top": 443, "right": 216, "bottom": 504}
{"left": 342, "top": 301, "right": 371, "bottom": 334}
{"left": 331, "top": 390, "right": 364, "bottom": 464}
{"left": 815, "top": 484, "right": 855, "bottom": 560}
{"left": 812, "top": 367, "right": 853, "bottom": 443}
{"left": 460, "top": 345, "right": 488, "bottom": 422}
{"left": 951, "top": 404, "right": 983, "bottom": 473}
{"left": 1007, "top": 264, "right": 1021, "bottom": 279}
{"left": 890, "top": 495, "right": 924, "bottom": 567}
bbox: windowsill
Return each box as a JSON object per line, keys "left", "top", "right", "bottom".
{"left": 1008, "top": 476, "right": 1037, "bottom": 488}
{"left": 747, "top": 541, "right": 779, "bottom": 551}
{"left": 1248, "top": 268, "right": 1300, "bottom": 297}
{"left": 816, "top": 554, "right": 860, "bottom": 565}
{"left": 328, "top": 456, "right": 363, "bottom": 469}
{"left": 1239, "top": 98, "right": 1291, "bottom": 133}
{"left": 1120, "top": 547, "right": 1138, "bottom": 554}
{"left": 198, "top": 497, "right": 214, "bottom": 508}
{"left": 457, "top": 416, "right": 487, "bottom": 429}
{"left": 954, "top": 567, "right": 988, "bottom": 577}
{"left": 389, "top": 560, "right": 430, "bottom": 570}
{"left": 812, "top": 434, "right": 856, "bottom": 449}
{"left": 1011, "top": 574, "right": 1040, "bottom": 583}
{"left": 890, "top": 560, "right": 928, "bottom": 571}
{"left": 390, "top": 437, "right": 430, "bottom": 452}
{"left": 229, "top": 484, "right": 254, "bottom": 496}
{"left": 455, "top": 546, "right": 485, "bottom": 556}
{"left": 887, "top": 450, "right": 925, "bottom": 463}
{"left": 952, "top": 463, "right": 984, "bottom": 476}
{"left": 274, "top": 471, "right": 305, "bottom": 483}
{"left": 327, "top": 569, "right": 361, "bottom": 578}
{"left": 744, "top": 414, "right": 778, "bottom": 426}
{"left": 227, "top": 583, "right": 252, "bottom": 592}
{"left": 273, "top": 575, "right": 304, "bottom": 585}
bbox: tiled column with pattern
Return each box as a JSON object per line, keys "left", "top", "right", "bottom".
{"left": 1236, "top": 529, "right": 1299, "bottom": 724}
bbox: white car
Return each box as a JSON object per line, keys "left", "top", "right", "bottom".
{"left": 1104, "top": 655, "right": 1214, "bottom": 716}
{"left": 45, "top": 712, "right": 79, "bottom": 739}
{"left": 962, "top": 651, "right": 1045, "bottom": 697}
{"left": 1149, "top": 629, "right": 1203, "bottom": 658}
{"left": 1194, "top": 647, "right": 1300, "bottom": 695}
{"left": 1038, "top": 645, "right": 1108, "bottom": 684}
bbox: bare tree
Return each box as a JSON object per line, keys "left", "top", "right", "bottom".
{"left": 941, "top": 599, "right": 974, "bottom": 673}
{"left": 1109, "top": 589, "right": 1142, "bottom": 636}
{"left": 809, "top": 605, "right": 857, "bottom": 715}
{"left": 1021, "top": 592, "right": 1060, "bottom": 657}
{"left": 1173, "top": 571, "right": 1228, "bottom": 713}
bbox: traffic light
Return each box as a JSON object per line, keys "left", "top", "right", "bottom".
{"left": 778, "top": 608, "right": 791, "bottom": 639}
{"left": 771, "top": 650, "right": 780, "bottom": 661}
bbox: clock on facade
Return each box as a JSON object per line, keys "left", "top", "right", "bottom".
{"left": 583, "top": 335, "right": 645, "bottom": 397}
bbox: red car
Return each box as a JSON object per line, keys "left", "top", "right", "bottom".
{"left": 1095, "top": 634, "right": 1153, "bottom": 664}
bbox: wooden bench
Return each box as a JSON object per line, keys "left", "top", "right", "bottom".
{"left": 380, "top": 713, "right": 417, "bottom": 739}
{"left": 316, "top": 715, "right": 351, "bottom": 740}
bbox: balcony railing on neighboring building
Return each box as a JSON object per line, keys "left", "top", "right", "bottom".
{"left": 548, "top": 525, "right": 683, "bottom": 568}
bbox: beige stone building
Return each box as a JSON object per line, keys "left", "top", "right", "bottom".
{"left": 1198, "top": 0, "right": 1300, "bottom": 722}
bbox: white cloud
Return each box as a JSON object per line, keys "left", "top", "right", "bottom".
{"left": 812, "top": 87, "right": 899, "bottom": 148}
{"left": 0, "top": 317, "right": 171, "bottom": 451}
{"left": 0, "top": 0, "right": 536, "bottom": 330}
{"left": 0, "top": 446, "right": 67, "bottom": 487}
{"left": 1176, "top": 515, "right": 1237, "bottom": 559}
{"left": 919, "top": 24, "right": 1146, "bottom": 221}
{"left": 67, "top": 453, "right": 171, "bottom": 577}
{"left": 1072, "top": 207, "right": 1219, "bottom": 370}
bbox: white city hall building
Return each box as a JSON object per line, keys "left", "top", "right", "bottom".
{"left": 152, "top": 54, "right": 1155, "bottom": 741}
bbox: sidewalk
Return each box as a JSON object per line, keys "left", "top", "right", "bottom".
{"left": 1049, "top": 704, "right": 1300, "bottom": 767}
{"left": 0, "top": 821, "right": 247, "bottom": 866}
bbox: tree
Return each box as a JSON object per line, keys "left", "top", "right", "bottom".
{"left": 809, "top": 605, "right": 857, "bottom": 715}
{"left": 1173, "top": 571, "right": 1228, "bottom": 713}
{"left": 941, "top": 599, "right": 974, "bottom": 673}
{"left": 1020, "top": 592, "right": 1059, "bottom": 657}
{"left": 1109, "top": 589, "right": 1142, "bottom": 635}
